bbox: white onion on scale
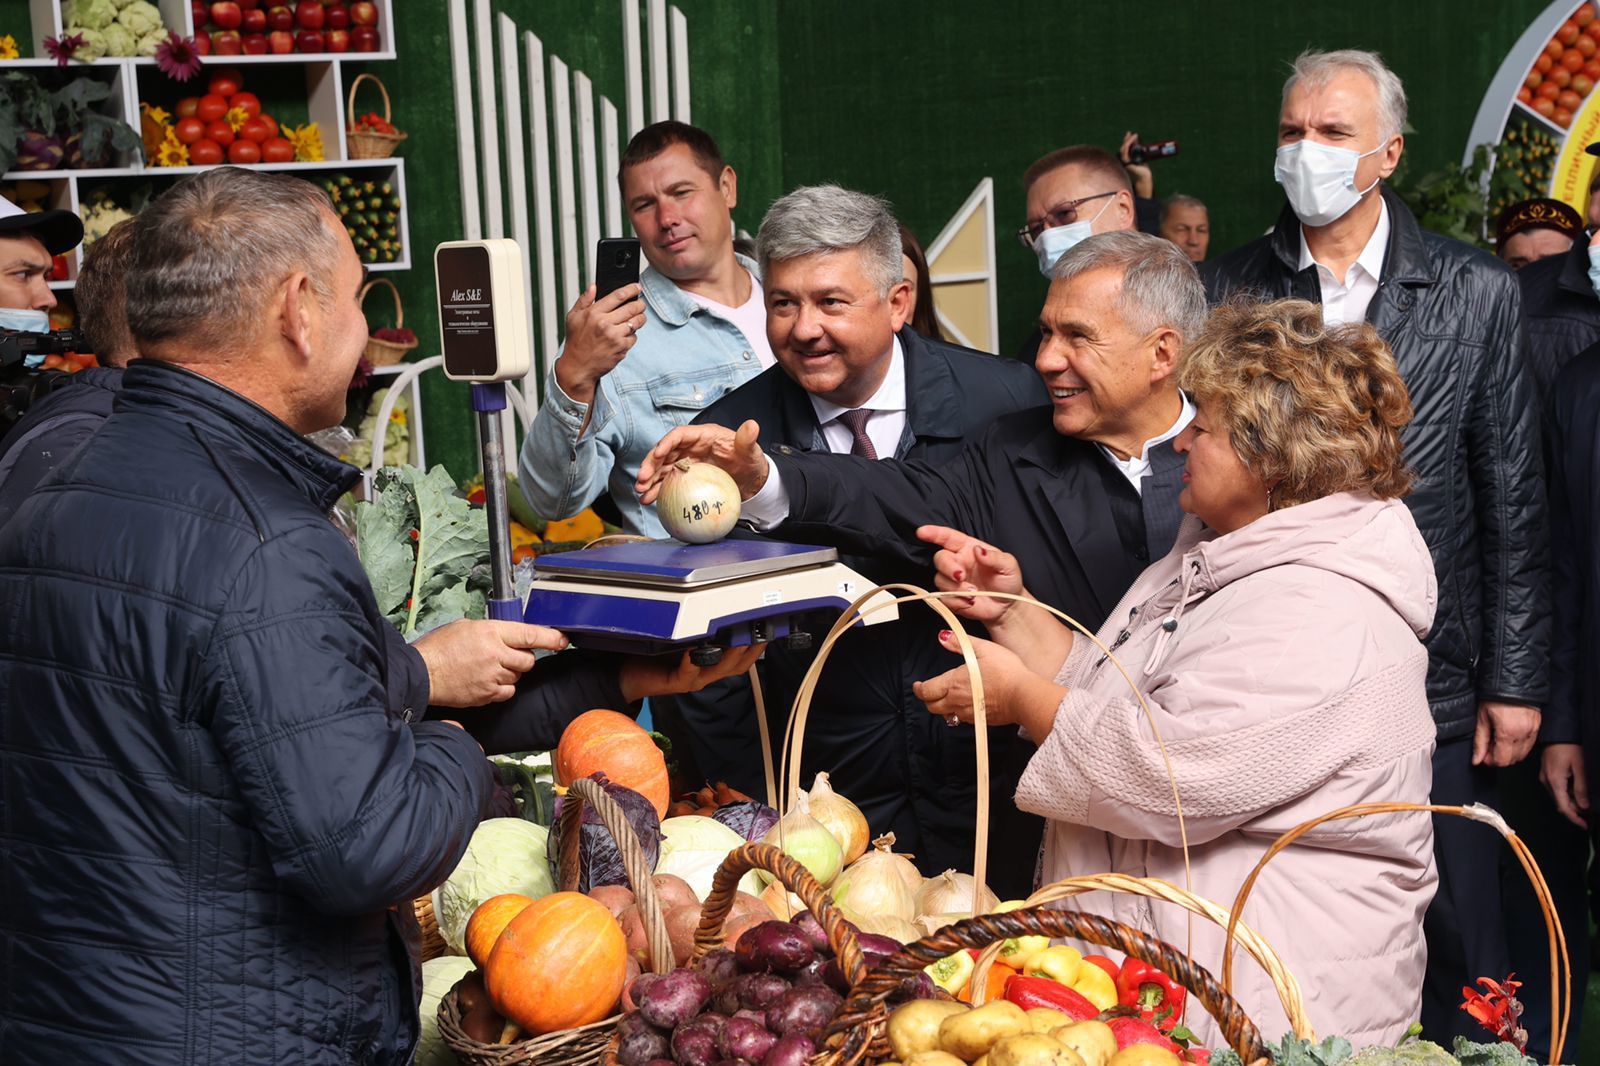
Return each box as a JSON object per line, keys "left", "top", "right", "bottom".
{"left": 657, "top": 460, "right": 742, "bottom": 543}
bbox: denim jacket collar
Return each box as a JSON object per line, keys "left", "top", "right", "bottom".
{"left": 640, "top": 252, "right": 762, "bottom": 327}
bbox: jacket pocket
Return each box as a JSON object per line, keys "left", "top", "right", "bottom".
{"left": 646, "top": 368, "right": 739, "bottom": 428}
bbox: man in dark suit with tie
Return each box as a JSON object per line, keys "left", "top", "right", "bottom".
{"left": 638, "top": 231, "right": 1203, "bottom": 888}
{"left": 663, "top": 184, "right": 1047, "bottom": 894}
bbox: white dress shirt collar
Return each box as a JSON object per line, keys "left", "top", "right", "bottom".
{"left": 1296, "top": 198, "right": 1390, "bottom": 327}
{"left": 1096, "top": 392, "right": 1195, "bottom": 493}
{"left": 808, "top": 335, "right": 907, "bottom": 426}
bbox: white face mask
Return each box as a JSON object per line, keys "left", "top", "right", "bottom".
{"left": 0, "top": 307, "right": 51, "bottom": 367}
{"left": 1587, "top": 243, "right": 1600, "bottom": 299}
{"left": 1035, "top": 197, "right": 1115, "bottom": 276}
{"left": 1274, "top": 140, "right": 1386, "bottom": 227}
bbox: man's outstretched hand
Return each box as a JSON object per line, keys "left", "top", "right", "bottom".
{"left": 414, "top": 619, "right": 570, "bottom": 708}
{"left": 637, "top": 420, "right": 768, "bottom": 505}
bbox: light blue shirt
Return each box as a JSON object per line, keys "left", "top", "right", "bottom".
{"left": 518, "top": 254, "right": 767, "bottom": 537}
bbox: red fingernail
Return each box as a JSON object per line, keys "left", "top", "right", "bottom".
{"left": 977, "top": 546, "right": 987, "bottom": 557}
{"left": 953, "top": 570, "right": 965, "bottom": 581}
{"left": 939, "top": 630, "right": 952, "bottom": 641}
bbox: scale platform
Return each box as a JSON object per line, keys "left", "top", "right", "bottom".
{"left": 525, "top": 538, "right": 899, "bottom": 659}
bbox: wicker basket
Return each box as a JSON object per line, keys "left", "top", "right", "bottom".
{"left": 346, "top": 73, "right": 408, "bottom": 159}
{"left": 359, "top": 277, "right": 417, "bottom": 366}
{"left": 437, "top": 777, "right": 676, "bottom": 1066}
{"left": 414, "top": 893, "right": 448, "bottom": 963}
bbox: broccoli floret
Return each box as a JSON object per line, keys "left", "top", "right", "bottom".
{"left": 1451, "top": 1039, "right": 1538, "bottom": 1066}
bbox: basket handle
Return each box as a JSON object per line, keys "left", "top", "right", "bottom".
{"left": 827, "top": 907, "right": 1271, "bottom": 1066}
{"left": 347, "top": 72, "right": 393, "bottom": 124}
{"left": 557, "top": 776, "right": 675, "bottom": 974}
{"left": 693, "top": 842, "right": 868, "bottom": 987}
{"left": 359, "top": 277, "right": 404, "bottom": 330}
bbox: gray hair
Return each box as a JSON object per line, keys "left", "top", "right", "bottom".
{"left": 1050, "top": 230, "right": 1207, "bottom": 343}
{"left": 756, "top": 184, "right": 903, "bottom": 295}
{"left": 1283, "top": 49, "right": 1408, "bottom": 140}
{"left": 125, "top": 167, "right": 341, "bottom": 354}
{"left": 1159, "top": 194, "right": 1207, "bottom": 227}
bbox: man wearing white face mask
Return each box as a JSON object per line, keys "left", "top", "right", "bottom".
{"left": 1205, "top": 48, "right": 1549, "bottom": 1047}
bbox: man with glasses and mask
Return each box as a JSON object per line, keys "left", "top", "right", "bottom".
{"left": 1204, "top": 48, "right": 1548, "bottom": 1049}
{"left": 1013, "top": 146, "right": 1137, "bottom": 362}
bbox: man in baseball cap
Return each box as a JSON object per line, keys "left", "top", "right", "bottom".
{"left": 0, "top": 193, "right": 83, "bottom": 323}
{"left": 1495, "top": 196, "right": 1582, "bottom": 271}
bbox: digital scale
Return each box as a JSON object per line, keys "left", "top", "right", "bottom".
{"left": 435, "top": 239, "right": 897, "bottom": 659}
{"left": 524, "top": 538, "right": 899, "bottom": 663}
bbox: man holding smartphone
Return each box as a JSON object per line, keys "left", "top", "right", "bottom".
{"left": 519, "top": 121, "right": 773, "bottom": 537}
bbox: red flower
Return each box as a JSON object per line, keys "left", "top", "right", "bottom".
{"left": 348, "top": 356, "right": 374, "bottom": 391}
{"left": 1460, "top": 974, "right": 1527, "bottom": 1052}
{"left": 43, "top": 32, "right": 85, "bottom": 67}
{"left": 154, "top": 33, "right": 204, "bottom": 82}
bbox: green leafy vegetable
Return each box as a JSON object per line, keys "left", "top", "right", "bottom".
{"left": 354, "top": 465, "right": 489, "bottom": 638}
{"left": 1450, "top": 1038, "right": 1538, "bottom": 1066}
{"left": 1272, "top": 1035, "right": 1355, "bottom": 1066}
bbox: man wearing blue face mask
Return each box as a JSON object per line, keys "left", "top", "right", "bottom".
{"left": 1204, "top": 49, "right": 1549, "bottom": 1049}
{"left": 0, "top": 193, "right": 78, "bottom": 340}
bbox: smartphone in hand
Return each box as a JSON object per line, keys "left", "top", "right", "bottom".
{"left": 595, "top": 237, "right": 641, "bottom": 301}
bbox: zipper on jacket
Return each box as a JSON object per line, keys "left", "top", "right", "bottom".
{"left": 1096, "top": 606, "right": 1139, "bottom": 667}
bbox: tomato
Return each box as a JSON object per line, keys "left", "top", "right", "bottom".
{"left": 1541, "top": 78, "right": 1564, "bottom": 98}
{"left": 1556, "top": 106, "right": 1575, "bottom": 126}
{"left": 231, "top": 91, "right": 262, "bottom": 118}
{"left": 176, "top": 96, "right": 200, "bottom": 118}
{"left": 1552, "top": 66, "right": 1573, "bottom": 87}
{"left": 1558, "top": 89, "right": 1583, "bottom": 110}
{"left": 257, "top": 113, "right": 279, "bottom": 138}
{"left": 1574, "top": 73, "right": 1594, "bottom": 95}
{"left": 208, "top": 68, "right": 244, "bottom": 98}
{"left": 175, "top": 116, "right": 207, "bottom": 144}
{"left": 1548, "top": 39, "right": 1566, "bottom": 58}
{"left": 1584, "top": 58, "right": 1600, "bottom": 79}
{"left": 196, "top": 93, "right": 230, "bottom": 122}
{"left": 1560, "top": 19, "right": 1581, "bottom": 46}
{"left": 1588, "top": 19, "right": 1600, "bottom": 40}
{"left": 1564, "top": 48, "right": 1586, "bottom": 71}
{"left": 1581, "top": 5, "right": 1597, "bottom": 26}
{"left": 189, "top": 138, "right": 225, "bottom": 165}
{"left": 237, "top": 116, "right": 270, "bottom": 143}
{"left": 205, "top": 119, "right": 236, "bottom": 146}
{"left": 1538, "top": 53, "right": 1554, "bottom": 73}
{"left": 1535, "top": 97, "right": 1558, "bottom": 118}
{"left": 1527, "top": 71, "right": 1544, "bottom": 89}
{"left": 1519, "top": 85, "right": 1535, "bottom": 104}
{"left": 227, "top": 139, "right": 262, "bottom": 164}
{"left": 260, "top": 136, "right": 296, "bottom": 163}
{"left": 1579, "top": 35, "right": 1597, "bottom": 57}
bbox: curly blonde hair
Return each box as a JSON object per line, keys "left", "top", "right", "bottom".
{"left": 1177, "top": 298, "right": 1414, "bottom": 509}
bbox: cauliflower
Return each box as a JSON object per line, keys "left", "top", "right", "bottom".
{"left": 116, "top": 0, "right": 164, "bottom": 36}
{"left": 64, "top": 0, "right": 118, "bottom": 31}
{"left": 135, "top": 26, "right": 167, "bottom": 56}
{"left": 80, "top": 200, "right": 134, "bottom": 245}
{"left": 70, "top": 26, "right": 109, "bottom": 61}
{"left": 102, "top": 22, "right": 137, "bottom": 56}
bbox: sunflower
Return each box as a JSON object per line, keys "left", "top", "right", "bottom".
{"left": 0, "top": 35, "right": 19, "bottom": 61}
{"left": 224, "top": 106, "right": 250, "bottom": 133}
{"left": 156, "top": 131, "right": 189, "bottom": 168}
{"left": 140, "top": 102, "right": 174, "bottom": 159}
{"left": 285, "top": 123, "right": 325, "bottom": 163}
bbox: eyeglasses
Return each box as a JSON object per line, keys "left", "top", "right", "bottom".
{"left": 1016, "top": 191, "right": 1119, "bottom": 249}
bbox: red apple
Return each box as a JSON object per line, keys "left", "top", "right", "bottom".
{"left": 295, "top": 0, "right": 326, "bottom": 30}
{"left": 265, "top": 4, "right": 293, "bottom": 30}
{"left": 241, "top": 32, "right": 268, "bottom": 53}
{"left": 349, "top": 1, "right": 376, "bottom": 27}
{"left": 212, "top": 29, "right": 242, "bottom": 54}
{"left": 294, "top": 28, "right": 324, "bottom": 51}
{"left": 324, "top": 4, "right": 349, "bottom": 30}
{"left": 350, "top": 24, "right": 377, "bottom": 50}
{"left": 192, "top": 1, "right": 209, "bottom": 27}
{"left": 325, "top": 28, "right": 350, "bottom": 51}
{"left": 267, "top": 28, "right": 294, "bottom": 52}
{"left": 194, "top": 30, "right": 212, "bottom": 53}
{"left": 210, "top": 1, "right": 242, "bottom": 30}
{"left": 241, "top": 8, "right": 266, "bottom": 32}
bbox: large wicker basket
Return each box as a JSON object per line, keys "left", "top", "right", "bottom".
{"left": 346, "top": 73, "right": 408, "bottom": 159}
{"left": 437, "top": 777, "right": 675, "bottom": 1066}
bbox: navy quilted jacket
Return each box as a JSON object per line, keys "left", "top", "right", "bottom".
{"left": 0, "top": 361, "right": 493, "bottom": 1064}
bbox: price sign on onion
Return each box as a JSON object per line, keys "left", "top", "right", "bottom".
{"left": 658, "top": 460, "right": 742, "bottom": 543}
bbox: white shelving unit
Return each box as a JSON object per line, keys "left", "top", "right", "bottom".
{"left": 5, "top": 0, "right": 407, "bottom": 287}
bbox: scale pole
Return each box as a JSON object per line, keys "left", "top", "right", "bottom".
{"left": 473, "top": 381, "right": 521, "bottom": 621}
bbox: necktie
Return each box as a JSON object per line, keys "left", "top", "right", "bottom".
{"left": 835, "top": 408, "right": 878, "bottom": 460}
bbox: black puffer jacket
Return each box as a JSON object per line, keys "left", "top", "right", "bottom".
{"left": 1203, "top": 188, "right": 1550, "bottom": 738}
{"left": 0, "top": 361, "right": 493, "bottom": 1065}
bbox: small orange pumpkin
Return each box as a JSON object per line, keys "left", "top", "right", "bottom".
{"left": 555, "top": 709, "right": 670, "bottom": 818}
{"left": 485, "top": 891, "right": 628, "bottom": 1034}
{"left": 465, "top": 892, "right": 534, "bottom": 968}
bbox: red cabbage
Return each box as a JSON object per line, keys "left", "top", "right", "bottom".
{"left": 712, "top": 801, "right": 779, "bottom": 842}
{"left": 549, "top": 774, "right": 663, "bottom": 891}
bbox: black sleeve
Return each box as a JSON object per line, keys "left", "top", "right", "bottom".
{"left": 436, "top": 649, "right": 635, "bottom": 754}
{"left": 379, "top": 620, "right": 431, "bottom": 718}
{"left": 0, "top": 412, "right": 102, "bottom": 526}
{"left": 1135, "top": 195, "right": 1161, "bottom": 235}
{"left": 1543, "top": 383, "right": 1585, "bottom": 744}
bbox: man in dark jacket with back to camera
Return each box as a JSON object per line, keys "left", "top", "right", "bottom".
{"left": 1203, "top": 48, "right": 1549, "bottom": 1045}
{"left": 1, "top": 168, "right": 570, "bottom": 1065}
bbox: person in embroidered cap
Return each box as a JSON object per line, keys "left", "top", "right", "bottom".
{"left": 0, "top": 192, "right": 82, "bottom": 320}
{"left": 1496, "top": 196, "right": 1582, "bottom": 271}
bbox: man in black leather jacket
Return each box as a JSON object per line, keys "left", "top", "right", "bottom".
{"left": 1203, "top": 49, "right": 1549, "bottom": 1044}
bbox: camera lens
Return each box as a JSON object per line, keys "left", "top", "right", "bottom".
{"left": 615, "top": 252, "right": 629, "bottom": 267}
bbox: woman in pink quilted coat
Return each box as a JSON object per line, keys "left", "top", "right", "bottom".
{"left": 915, "top": 299, "right": 1438, "bottom": 1049}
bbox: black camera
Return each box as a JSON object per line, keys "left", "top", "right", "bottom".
{"left": 1126, "top": 140, "right": 1179, "bottom": 165}
{"left": 1, "top": 326, "right": 86, "bottom": 431}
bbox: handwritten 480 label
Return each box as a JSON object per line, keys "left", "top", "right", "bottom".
{"left": 682, "top": 499, "right": 728, "bottom": 522}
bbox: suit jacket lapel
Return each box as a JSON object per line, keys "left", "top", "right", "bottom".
{"left": 901, "top": 329, "right": 964, "bottom": 459}
{"left": 775, "top": 374, "right": 829, "bottom": 453}
{"left": 1017, "top": 430, "right": 1131, "bottom": 615}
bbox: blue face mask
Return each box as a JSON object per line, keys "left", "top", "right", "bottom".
{"left": 0, "top": 307, "right": 52, "bottom": 368}
{"left": 1588, "top": 243, "right": 1600, "bottom": 300}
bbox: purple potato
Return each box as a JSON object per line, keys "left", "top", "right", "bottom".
{"left": 719, "top": 1016, "right": 779, "bottom": 1063}
{"left": 672, "top": 1023, "right": 720, "bottom": 1066}
{"left": 712, "top": 1061, "right": 755, "bottom": 1066}
{"left": 640, "top": 969, "right": 713, "bottom": 1030}
{"left": 819, "top": 959, "right": 848, "bottom": 994}
{"left": 628, "top": 972, "right": 664, "bottom": 1011}
{"left": 793, "top": 956, "right": 830, "bottom": 988}
{"left": 762, "top": 1033, "right": 816, "bottom": 1066}
{"left": 735, "top": 972, "right": 791, "bottom": 1012}
{"left": 735, "top": 922, "right": 815, "bottom": 975}
{"left": 791, "top": 912, "right": 830, "bottom": 954}
{"left": 699, "top": 1012, "right": 731, "bottom": 1036}
{"left": 733, "top": 1010, "right": 769, "bottom": 1025}
{"left": 853, "top": 933, "right": 902, "bottom": 964}
{"left": 647, "top": 1060, "right": 677, "bottom": 1066}
{"left": 886, "top": 972, "right": 938, "bottom": 1004}
{"left": 618, "top": 1016, "right": 673, "bottom": 1066}
{"left": 701, "top": 948, "right": 743, "bottom": 988}
{"left": 765, "top": 986, "right": 843, "bottom": 1040}
{"left": 712, "top": 984, "right": 742, "bottom": 1017}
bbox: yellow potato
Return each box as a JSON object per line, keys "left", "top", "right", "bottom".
{"left": 990, "top": 1033, "right": 1086, "bottom": 1066}
{"left": 1106, "top": 1047, "right": 1184, "bottom": 1066}
{"left": 975, "top": 1057, "right": 988, "bottom": 1066}
{"left": 908, "top": 1052, "right": 969, "bottom": 1066}
{"left": 1025, "top": 1009, "right": 1076, "bottom": 1034}
{"left": 938, "top": 1000, "right": 1030, "bottom": 1061}
{"left": 1049, "top": 1022, "right": 1119, "bottom": 1066}
{"left": 889, "top": 1001, "right": 972, "bottom": 1061}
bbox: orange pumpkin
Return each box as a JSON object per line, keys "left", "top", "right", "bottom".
{"left": 555, "top": 709, "right": 670, "bottom": 818}
{"left": 465, "top": 892, "right": 535, "bottom": 968}
{"left": 485, "top": 891, "right": 628, "bottom": 1034}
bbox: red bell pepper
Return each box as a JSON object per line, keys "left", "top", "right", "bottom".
{"left": 1184, "top": 1048, "right": 1211, "bottom": 1066}
{"left": 1083, "top": 955, "right": 1120, "bottom": 981}
{"left": 1106, "top": 1016, "right": 1181, "bottom": 1053}
{"left": 1003, "top": 974, "right": 1100, "bottom": 1021}
{"left": 1116, "top": 958, "right": 1186, "bottom": 1032}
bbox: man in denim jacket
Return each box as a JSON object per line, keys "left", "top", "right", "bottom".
{"left": 519, "top": 121, "right": 772, "bottom": 537}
